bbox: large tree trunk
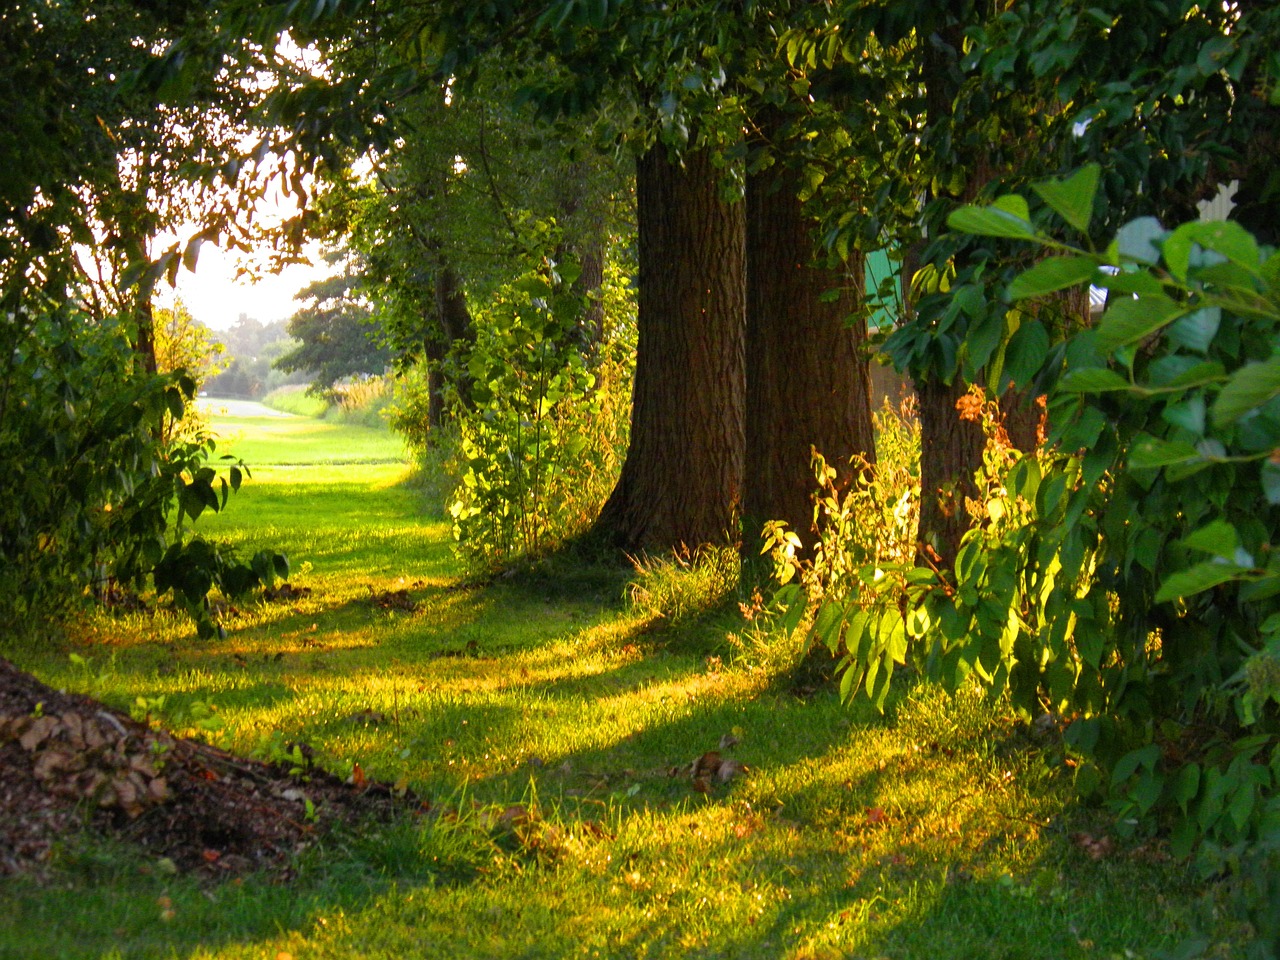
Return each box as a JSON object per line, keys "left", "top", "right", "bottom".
{"left": 744, "top": 149, "right": 875, "bottom": 551}
{"left": 593, "top": 145, "right": 746, "bottom": 551}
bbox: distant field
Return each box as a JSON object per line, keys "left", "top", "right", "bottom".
{"left": 196, "top": 399, "right": 406, "bottom": 467}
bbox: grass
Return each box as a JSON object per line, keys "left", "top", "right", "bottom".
{"left": 259, "top": 385, "right": 330, "bottom": 419}
{"left": 0, "top": 403, "right": 1241, "bottom": 960}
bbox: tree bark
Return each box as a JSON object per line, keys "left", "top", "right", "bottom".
{"left": 744, "top": 150, "right": 875, "bottom": 551}
{"left": 916, "top": 374, "right": 985, "bottom": 571}
{"left": 593, "top": 145, "right": 746, "bottom": 551}
{"left": 434, "top": 258, "right": 474, "bottom": 410}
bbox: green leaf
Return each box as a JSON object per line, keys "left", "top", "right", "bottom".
{"left": 1008, "top": 255, "right": 1098, "bottom": 299}
{"left": 1166, "top": 308, "right": 1221, "bottom": 355}
{"left": 1211, "top": 356, "right": 1280, "bottom": 428}
{"left": 1030, "top": 164, "right": 1099, "bottom": 233}
{"left": 1058, "top": 367, "right": 1131, "bottom": 393}
{"left": 1094, "top": 295, "right": 1183, "bottom": 352}
{"left": 1114, "top": 217, "right": 1167, "bottom": 266}
{"left": 1001, "top": 319, "right": 1050, "bottom": 389}
{"left": 1173, "top": 763, "right": 1201, "bottom": 812}
{"left": 1181, "top": 520, "right": 1239, "bottom": 560}
{"left": 947, "top": 203, "right": 1037, "bottom": 240}
{"left": 1128, "top": 433, "right": 1200, "bottom": 470}
{"left": 1161, "top": 395, "right": 1206, "bottom": 436}
{"left": 1155, "top": 559, "right": 1252, "bottom": 603}
{"left": 1163, "top": 220, "right": 1261, "bottom": 282}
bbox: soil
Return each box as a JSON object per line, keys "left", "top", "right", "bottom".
{"left": 0, "top": 656, "right": 414, "bottom": 881}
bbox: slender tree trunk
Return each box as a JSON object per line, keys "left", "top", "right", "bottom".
{"left": 434, "top": 258, "right": 474, "bottom": 410}
{"left": 554, "top": 161, "right": 607, "bottom": 355}
{"left": 1002, "top": 285, "right": 1091, "bottom": 452}
{"left": 132, "top": 298, "right": 158, "bottom": 376}
{"left": 594, "top": 145, "right": 746, "bottom": 551}
{"left": 912, "top": 25, "right": 987, "bottom": 568}
{"left": 916, "top": 375, "right": 984, "bottom": 570}
{"left": 744, "top": 145, "right": 875, "bottom": 551}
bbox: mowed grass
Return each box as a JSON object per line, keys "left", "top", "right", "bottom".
{"left": 0, "top": 405, "right": 1235, "bottom": 960}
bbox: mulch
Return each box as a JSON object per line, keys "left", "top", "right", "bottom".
{"left": 0, "top": 656, "right": 413, "bottom": 881}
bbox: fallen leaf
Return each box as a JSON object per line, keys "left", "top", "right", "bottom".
{"left": 715, "top": 758, "right": 745, "bottom": 783}
{"left": 691, "top": 751, "right": 722, "bottom": 780}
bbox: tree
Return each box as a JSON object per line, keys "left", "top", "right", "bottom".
{"left": 744, "top": 104, "right": 876, "bottom": 551}
{"left": 778, "top": 0, "right": 1277, "bottom": 566}
{"left": 274, "top": 264, "right": 392, "bottom": 392}
{"left": 594, "top": 144, "right": 746, "bottom": 549}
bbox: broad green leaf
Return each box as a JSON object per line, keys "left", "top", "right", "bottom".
{"left": 1161, "top": 395, "right": 1206, "bottom": 436}
{"left": 1155, "top": 559, "right": 1252, "bottom": 603}
{"left": 1212, "top": 356, "right": 1280, "bottom": 428}
{"left": 1094, "top": 295, "right": 1183, "bottom": 352}
{"left": 1173, "top": 763, "right": 1201, "bottom": 812}
{"left": 1163, "top": 220, "right": 1261, "bottom": 282}
{"left": 1262, "top": 250, "right": 1280, "bottom": 292}
{"left": 947, "top": 204, "right": 1037, "bottom": 240}
{"left": 1059, "top": 367, "right": 1131, "bottom": 392}
{"left": 1114, "top": 216, "right": 1166, "bottom": 266}
{"left": 1128, "top": 433, "right": 1200, "bottom": 470}
{"left": 993, "top": 194, "right": 1031, "bottom": 222}
{"left": 1160, "top": 359, "right": 1226, "bottom": 390}
{"left": 1112, "top": 743, "right": 1160, "bottom": 785}
{"left": 1009, "top": 255, "right": 1098, "bottom": 299}
{"left": 1031, "top": 164, "right": 1099, "bottom": 233}
{"left": 1001, "top": 318, "right": 1050, "bottom": 389}
{"left": 1166, "top": 308, "right": 1221, "bottom": 355}
{"left": 1181, "top": 520, "right": 1239, "bottom": 560}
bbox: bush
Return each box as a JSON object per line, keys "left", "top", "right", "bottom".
{"left": 769, "top": 166, "right": 1280, "bottom": 938}
{"left": 0, "top": 302, "right": 281, "bottom": 639}
{"left": 446, "top": 254, "right": 634, "bottom": 572}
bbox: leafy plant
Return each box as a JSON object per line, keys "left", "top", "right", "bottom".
{"left": 0, "top": 300, "right": 285, "bottom": 640}
{"left": 447, "top": 245, "right": 632, "bottom": 570}
{"left": 775, "top": 165, "right": 1280, "bottom": 929}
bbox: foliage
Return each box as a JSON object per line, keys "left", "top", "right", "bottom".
{"left": 151, "top": 299, "right": 226, "bottom": 444}
{"left": 274, "top": 264, "right": 392, "bottom": 393}
{"left": 204, "top": 317, "right": 307, "bottom": 399}
{"left": 448, "top": 252, "right": 632, "bottom": 570}
{"left": 0, "top": 302, "right": 269, "bottom": 636}
{"left": 774, "top": 168, "right": 1280, "bottom": 940}
{"left": 765, "top": 397, "right": 921, "bottom": 602}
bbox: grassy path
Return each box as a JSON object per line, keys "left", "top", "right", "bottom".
{"left": 1, "top": 408, "right": 1225, "bottom": 959}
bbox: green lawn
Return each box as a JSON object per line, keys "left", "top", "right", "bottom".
{"left": 0, "top": 406, "right": 1236, "bottom": 960}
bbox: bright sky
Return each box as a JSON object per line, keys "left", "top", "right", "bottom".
{"left": 160, "top": 240, "right": 332, "bottom": 331}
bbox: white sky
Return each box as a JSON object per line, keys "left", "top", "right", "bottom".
{"left": 159, "top": 240, "right": 332, "bottom": 331}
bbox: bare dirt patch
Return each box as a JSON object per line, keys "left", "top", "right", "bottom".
{"left": 0, "top": 656, "right": 412, "bottom": 880}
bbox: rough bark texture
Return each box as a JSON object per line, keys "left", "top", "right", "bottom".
{"left": 594, "top": 145, "right": 746, "bottom": 551}
{"left": 912, "top": 23, "right": 991, "bottom": 569}
{"left": 916, "top": 375, "right": 985, "bottom": 570}
{"left": 1002, "top": 285, "right": 1092, "bottom": 453}
{"left": 744, "top": 157, "right": 875, "bottom": 550}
